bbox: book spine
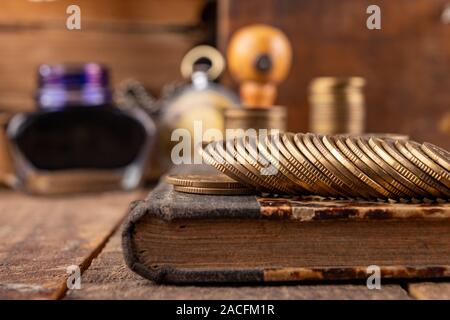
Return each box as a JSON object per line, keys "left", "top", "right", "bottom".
{"left": 122, "top": 200, "right": 264, "bottom": 283}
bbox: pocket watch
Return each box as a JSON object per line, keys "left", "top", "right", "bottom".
{"left": 158, "top": 45, "right": 240, "bottom": 168}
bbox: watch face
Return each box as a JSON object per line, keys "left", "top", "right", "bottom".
{"left": 158, "top": 87, "right": 239, "bottom": 165}
{"left": 9, "top": 107, "right": 147, "bottom": 170}
{"left": 161, "top": 88, "right": 239, "bottom": 137}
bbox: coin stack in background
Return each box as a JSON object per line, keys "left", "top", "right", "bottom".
{"left": 188, "top": 132, "right": 450, "bottom": 200}
{"left": 309, "top": 77, "right": 366, "bottom": 134}
{"left": 224, "top": 106, "right": 287, "bottom": 136}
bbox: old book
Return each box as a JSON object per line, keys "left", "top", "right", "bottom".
{"left": 122, "top": 167, "right": 450, "bottom": 284}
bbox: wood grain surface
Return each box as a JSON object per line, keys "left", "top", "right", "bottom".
{"left": 0, "top": 0, "right": 204, "bottom": 26}
{"left": 0, "top": 28, "right": 204, "bottom": 112}
{"left": 408, "top": 283, "right": 450, "bottom": 300}
{"left": 67, "top": 231, "right": 411, "bottom": 300}
{"left": 0, "top": 0, "right": 206, "bottom": 112}
{"left": 0, "top": 190, "right": 142, "bottom": 299}
{"left": 218, "top": 0, "right": 450, "bottom": 149}
{"left": 0, "top": 185, "right": 447, "bottom": 300}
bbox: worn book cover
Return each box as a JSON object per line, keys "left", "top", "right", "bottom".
{"left": 122, "top": 168, "right": 450, "bottom": 284}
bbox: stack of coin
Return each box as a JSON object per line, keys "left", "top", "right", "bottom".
{"left": 309, "top": 77, "right": 365, "bottom": 134}
{"left": 224, "top": 106, "right": 287, "bottom": 136}
{"left": 165, "top": 170, "right": 254, "bottom": 195}
{"left": 199, "top": 132, "right": 450, "bottom": 200}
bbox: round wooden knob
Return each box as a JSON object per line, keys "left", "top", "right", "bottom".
{"left": 227, "top": 24, "right": 293, "bottom": 107}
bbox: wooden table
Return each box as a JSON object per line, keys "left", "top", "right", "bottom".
{"left": 0, "top": 188, "right": 448, "bottom": 300}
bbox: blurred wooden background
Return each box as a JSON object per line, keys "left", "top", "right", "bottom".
{"left": 0, "top": 0, "right": 449, "bottom": 148}
{"left": 0, "top": 0, "right": 208, "bottom": 112}
{"left": 218, "top": 0, "right": 450, "bottom": 149}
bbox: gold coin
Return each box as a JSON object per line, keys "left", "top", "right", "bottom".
{"left": 289, "top": 133, "right": 351, "bottom": 197}
{"left": 322, "top": 135, "right": 390, "bottom": 199}
{"left": 400, "top": 140, "right": 450, "bottom": 189}
{"left": 242, "top": 134, "right": 309, "bottom": 194}
{"left": 309, "top": 94, "right": 364, "bottom": 105}
{"left": 173, "top": 185, "right": 255, "bottom": 195}
{"left": 347, "top": 137, "right": 417, "bottom": 198}
{"left": 260, "top": 133, "right": 324, "bottom": 195}
{"left": 199, "top": 142, "right": 247, "bottom": 186}
{"left": 165, "top": 173, "right": 245, "bottom": 189}
{"left": 309, "top": 77, "right": 366, "bottom": 136}
{"left": 234, "top": 135, "right": 293, "bottom": 194}
{"left": 220, "top": 139, "right": 280, "bottom": 193}
{"left": 228, "top": 137, "right": 288, "bottom": 193}
{"left": 334, "top": 136, "right": 406, "bottom": 199}
{"left": 380, "top": 139, "right": 448, "bottom": 198}
{"left": 272, "top": 133, "right": 339, "bottom": 196}
{"left": 363, "top": 133, "right": 409, "bottom": 141}
{"left": 310, "top": 112, "right": 365, "bottom": 119}
{"left": 296, "top": 133, "right": 358, "bottom": 198}
{"left": 421, "top": 142, "right": 450, "bottom": 171}
{"left": 368, "top": 137, "right": 429, "bottom": 198}
{"left": 211, "top": 140, "right": 267, "bottom": 191}
{"left": 282, "top": 133, "right": 345, "bottom": 197}
{"left": 224, "top": 106, "right": 287, "bottom": 119}
{"left": 309, "top": 133, "right": 373, "bottom": 199}
{"left": 204, "top": 141, "right": 260, "bottom": 190}
{"left": 310, "top": 77, "right": 366, "bottom": 91}
{"left": 335, "top": 133, "right": 408, "bottom": 141}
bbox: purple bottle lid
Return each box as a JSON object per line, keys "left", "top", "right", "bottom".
{"left": 36, "top": 63, "right": 112, "bottom": 110}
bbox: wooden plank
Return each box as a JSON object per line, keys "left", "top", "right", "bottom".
{"left": 408, "top": 283, "right": 450, "bottom": 300}
{"left": 67, "top": 231, "right": 410, "bottom": 300}
{"left": 0, "top": 0, "right": 205, "bottom": 26}
{"left": 0, "top": 189, "right": 142, "bottom": 299}
{"left": 218, "top": 0, "right": 450, "bottom": 149}
{"left": 0, "top": 27, "right": 203, "bottom": 112}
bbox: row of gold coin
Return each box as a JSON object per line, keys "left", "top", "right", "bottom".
{"left": 200, "top": 133, "right": 450, "bottom": 200}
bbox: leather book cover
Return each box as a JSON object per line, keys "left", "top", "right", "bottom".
{"left": 122, "top": 166, "right": 450, "bottom": 284}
